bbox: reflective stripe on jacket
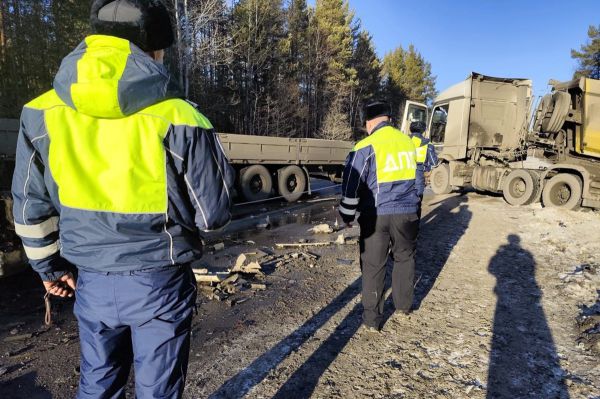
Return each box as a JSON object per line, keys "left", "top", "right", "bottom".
{"left": 11, "top": 35, "right": 235, "bottom": 280}
{"left": 410, "top": 132, "right": 439, "bottom": 196}
{"left": 339, "top": 122, "right": 419, "bottom": 221}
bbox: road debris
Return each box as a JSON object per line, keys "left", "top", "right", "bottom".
{"left": 256, "top": 216, "right": 271, "bottom": 229}
{"left": 275, "top": 241, "right": 331, "bottom": 249}
{"left": 212, "top": 242, "right": 225, "bottom": 252}
{"left": 308, "top": 223, "right": 333, "bottom": 234}
{"left": 274, "top": 234, "right": 355, "bottom": 249}
{"left": 3, "top": 333, "right": 32, "bottom": 343}
{"left": 193, "top": 253, "right": 268, "bottom": 302}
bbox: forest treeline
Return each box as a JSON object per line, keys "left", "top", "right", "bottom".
{"left": 0, "top": 0, "right": 438, "bottom": 139}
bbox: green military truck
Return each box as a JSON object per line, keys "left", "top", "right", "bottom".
{"left": 406, "top": 73, "right": 600, "bottom": 210}
{"left": 218, "top": 134, "right": 352, "bottom": 202}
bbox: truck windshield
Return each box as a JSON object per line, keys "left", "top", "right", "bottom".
{"left": 430, "top": 104, "right": 448, "bottom": 144}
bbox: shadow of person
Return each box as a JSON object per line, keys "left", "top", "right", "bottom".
{"left": 487, "top": 234, "right": 569, "bottom": 399}
{"left": 412, "top": 194, "right": 472, "bottom": 310}
{"left": 209, "top": 278, "right": 362, "bottom": 399}
{"left": 0, "top": 371, "right": 52, "bottom": 399}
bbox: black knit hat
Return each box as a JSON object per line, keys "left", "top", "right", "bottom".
{"left": 361, "top": 100, "right": 392, "bottom": 123}
{"left": 91, "top": 0, "right": 174, "bottom": 51}
{"left": 410, "top": 121, "right": 426, "bottom": 134}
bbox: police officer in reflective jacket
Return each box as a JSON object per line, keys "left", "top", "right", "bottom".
{"left": 339, "top": 100, "right": 420, "bottom": 332}
{"left": 409, "top": 121, "right": 438, "bottom": 218}
{"left": 11, "top": 1, "right": 234, "bottom": 397}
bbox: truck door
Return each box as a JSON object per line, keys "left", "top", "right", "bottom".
{"left": 429, "top": 104, "right": 449, "bottom": 151}
{"left": 400, "top": 101, "right": 428, "bottom": 134}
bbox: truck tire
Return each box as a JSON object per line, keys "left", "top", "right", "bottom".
{"left": 239, "top": 165, "right": 272, "bottom": 202}
{"left": 430, "top": 163, "right": 452, "bottom": 195}
{"left": 277, "top": 165, "right": 307, "bottom": 202}
{"left": 502, "top": 169, "right": 540, "bottom": 206}
{"left": 534, "top": 94, "right": 553, "bottom": 132}
{"left": 541, "top": 173, "right": 582, "bottom": 210}
{"left": 542, "top": 91, "right": 570, "bottom": 133}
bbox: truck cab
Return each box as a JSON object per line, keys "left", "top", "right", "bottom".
{"left": 403, "top": 73, "right": 600, "bottom": 211}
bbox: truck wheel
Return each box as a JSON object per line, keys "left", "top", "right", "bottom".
{"left": 277, "top": 165, "right": 307, "bottom": 202}
{"left": 239, "top": 165, "right": 272, "bottom": 202}
{"left": 430, "top": 164, "right": 452, "bottom": 195}
{"left": 502, "top": 169, "right": 540, "bottom": 206}
{"left": 542, "top": 173, "right": 582, "bottom": 210}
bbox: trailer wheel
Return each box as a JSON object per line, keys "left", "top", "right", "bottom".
{"left": 502, "top": 170, "right": 540, "bottom": 206}
{"left": 430, "top": 163, "right": 452, "bottom": 195}
{"left": 277, "top": 165, "right": 307, "bottom": 202}
{"left": 239, "top": 165, "right": 272, "bottom": 202}
{"left": 542, "top": 173, "right": 582, "bottom": 210}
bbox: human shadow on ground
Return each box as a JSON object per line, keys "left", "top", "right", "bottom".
{"left": 412, "top": 194, "right": 472, "bottom": 309}
{"left": 0, "top": 371, "right": 52, "bottom": 399}
{"left": 208, "top": 277, "right": 362, "bottom": 399}
{"left": 255, "top": 195, "right": 473, "bottom": 398}
{"left": 487, "top": 234, "right": 569, "bottom": 399}
{"left": 271, "top": 300, "right": 363, "bottom": 399}
{"left": 379, "top": 193, "right": 472, "bottom": 326}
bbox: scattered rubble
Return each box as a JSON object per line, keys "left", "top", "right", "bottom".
{"left": 275, "top": 233, "right": 356, "bottom": 249}
{"left": 275, "top": 241, "right": 331, "bottom": 249}
{"left": 256, "top": 216, "right": 271, "bottom": 229}
{"left": 3, "top": 333, "right": 32, "bottom": 343}
{"left": 192, "top": 253, "right": 268, "bottom": 302}
{"left": 212, "top": 242, "right": 225, "bottom": 252}
{"left": 308, "top": 223, "right": 333, "bottom": 234}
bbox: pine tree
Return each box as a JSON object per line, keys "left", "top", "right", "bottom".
{"left": 313, "top": 0, "right": 357, "bottom": 139}
{"left": 571, "top": 25, "right": 600, "bottom": 79}
{"left": 382, "top": 44, "right": 436, "bottom": 120}
{"left": 0, "top": 0, "right": 88, "bottom": 118}
{"left": 229, "top": 0, "right": 285, "bottom": 135}
{"left": 278, "top": 0, "right": 311, "bottom": 137}
{"left": 350, "top": 30, "right": 381, "bottom": 133}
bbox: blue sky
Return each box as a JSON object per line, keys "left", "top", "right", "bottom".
{"left": 313, "top": 0, "right": 599, "bottom": 97}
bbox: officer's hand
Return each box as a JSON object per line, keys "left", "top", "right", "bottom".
{"left": 43, "top": 273, "right": 76, "bottom": 298}
{"left": 424, "top": 171, "right": 432, "bottom": 185}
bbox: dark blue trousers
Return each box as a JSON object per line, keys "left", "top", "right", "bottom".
{"left": 74, "top": 265, "right": 197, "bottom": 399}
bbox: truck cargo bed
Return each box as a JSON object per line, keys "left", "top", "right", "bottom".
{"left": 217, "top": 133, "right": 353, "bottom": 165}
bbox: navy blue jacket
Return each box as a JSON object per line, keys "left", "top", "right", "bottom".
{"left": 339, "top": 122, "right": 420, "bottom": 222}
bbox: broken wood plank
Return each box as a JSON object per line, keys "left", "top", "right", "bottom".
{"left": 275, "top": 242, "right": 331, "bottom": 248}
{"left": 3, "top": 333, "right": 32, "bottom": 343}
{"left": 194, "top": 273, "right": 229, "bottom": 283}
{"left": 192, "top": 268, "right": 209, "bottom": 275}
{"left": 219, "top": 273, "right": 240, "bottom": 287}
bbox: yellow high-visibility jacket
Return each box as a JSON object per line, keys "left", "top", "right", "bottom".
{"left": 12, "top": 35, "right": 234, "bottom": 280}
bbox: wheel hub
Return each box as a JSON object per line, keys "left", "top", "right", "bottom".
{"left": 287, "top": 176, "right": 297, "bottom": 191}
{"left": 557, "top": 184, "right": 571, "bottom": 204}
{"left": 512, "top": 178, "right": 526, "bottom": 197}
{"left": 250, "top": 175, "right": 263, "bottom": 193}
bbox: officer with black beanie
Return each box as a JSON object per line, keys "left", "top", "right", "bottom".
{"left": 339, "top": 100, "right": 420, "bottom": 332}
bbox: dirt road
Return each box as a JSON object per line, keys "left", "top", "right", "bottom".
{"left": 1, "top": 191, "right": 599, "bottom": 398}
